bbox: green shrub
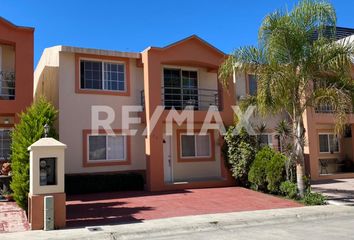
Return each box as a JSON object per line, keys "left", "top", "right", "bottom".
{"left": 248, "top": 147, "right": 275, "bottom": 191}
{"left": 266, "top": 153, "right": 286, "bottom": 193}
{"left": 301, "top": 191, "right": 327, "bottom": 206}
{"left": 65, "top": 173, "right": 145, "bottom": 194}
{"left": 223, "top": 127, "right": 256, "bottom": 186}
{"left": 10, "top": 98, "right": 58, "bottom": 210}
{"left": 280, "top": 181, "right": 298, "bottom": 199}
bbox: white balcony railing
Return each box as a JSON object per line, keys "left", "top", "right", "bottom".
{"left": 140, "top": 87, "right": 220, "bottom": 111}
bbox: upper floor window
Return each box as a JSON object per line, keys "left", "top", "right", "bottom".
{"left": 80, "top": 60, "right": 125, "bottom": 92}
{"left": 247, "top": 74, "right": 257, "bottom": 96}
{"left": 0, "top": 45, "right": 15, "bottom": 100}
{"left": 319, "top": 133, "right": 339, "bottom": 153}
{"left": 163, "top": 68, "right": 199, "bottom": 110}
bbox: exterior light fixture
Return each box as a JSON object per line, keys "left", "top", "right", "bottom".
{"left": 44, "top": 123, "right": 50, "bottom": 137}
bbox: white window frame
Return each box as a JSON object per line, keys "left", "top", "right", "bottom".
{"left": 180, "top": 133, "right": 211, "bottom": 159}
{"left": 79, "top": 58, "right": 126, "bottom": 92}
{"left": 87, "top": 134, "right": 127, "bottom": 162}
{"left": 318, "top": 133, "right": 340, "bottom": 153}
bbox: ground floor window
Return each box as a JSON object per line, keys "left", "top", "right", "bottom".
{"left": 319, "top": 133, "right": 339, "bottom": 153}
{"left": 0, "top": 129, "right": 11, "bottom": 160}
{"left": 180, "top": 134, "right": 211, "bottom": 158}
{"left": 258, "top": 134, "right": 273, "bottom": 148}
{"left": 88, "top": 134, "right": 126, "bottom": 161}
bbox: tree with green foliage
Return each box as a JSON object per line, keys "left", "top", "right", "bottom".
{"left": 248, "top": 146, "right": 275, "bottom": 191}
{"left": 266, "top": 152, "right": 286, "bottom": 193}
{"left": 10, "top": 97, "right": 58, "bottom": 210}
{"left": 219, "top": 0, "right": 354, "bottom": 196}
{"left": 223, "top": 127, "right": 256, "bottom": 186}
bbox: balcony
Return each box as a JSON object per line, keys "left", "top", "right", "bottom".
{"left": 0, "top": 71, "right": 15, "bottom": 100}
{"left": 315, "top": 103, "right": 334, "bottom": 113}
{"left": 140, "top": 87, "right": 220, "bottom": 111}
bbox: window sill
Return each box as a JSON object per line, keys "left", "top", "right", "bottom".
{"left": 76, "top": 88, "right": 129, "bottom": 96}
{"left": 177, "top": 157, "right": 215, "bottom": 163}
{"left": 83, "top": 159, "right": 130, "bottom": 167}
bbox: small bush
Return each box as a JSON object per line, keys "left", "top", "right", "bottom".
{"left": 266, "top": 153, "right": 286, "bottom": 193}
{"left": 280, "top": 181, "right": 298, "bottom": 199}
{"left": 65, "top": 173, "right": 145, "bottom": 194}
{"left": 10, "top": 97, "right": 58, "bottom": 210}
{"left": 248, "top": 147, "right": 275, "bottom": 191}
{"left": 224, "top": 127, "right": 256, "bottom": 186}
{"left": 301, "top": 191, "right": 327, "bottom": 206}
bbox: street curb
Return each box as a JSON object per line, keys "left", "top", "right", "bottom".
{"left": 107, "top": 205, "right": 354, "bottom": 239}
{"left": 3, "top": 205, "right": 354, "bottom": 240}
{"left": 327, "top": 200, "right": 354, "bottom": 206}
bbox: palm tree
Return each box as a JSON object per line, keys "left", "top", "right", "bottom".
{"left": 275, "top": 120, "right": 295, "bottom": 181}
{"left": 219, "top": 0, "right": 354, "bottom": 196}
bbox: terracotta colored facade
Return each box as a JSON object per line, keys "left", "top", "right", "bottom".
{"left": 303, "top": 109, "right": 354, "bottom": 180}
{"left": 0, "top": 17, "right": 34, "bottom": 123}
{"left": 35, "top": 36, "right": 235, "bottom": 191}
{"left": 234, "top": 68, "right": 354, "bottom": 181}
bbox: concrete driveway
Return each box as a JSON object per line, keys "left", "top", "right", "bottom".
{"left": 312, "top": 178, "right": 354, "bottom": 205}
{"left": 66, "top": 187, "right": 302, "bottom": 228}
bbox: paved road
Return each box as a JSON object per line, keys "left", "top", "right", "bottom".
{"left": 138, "top": 215, "right": 354, "bottom": 240}
{"left": 3, "top": 206, "right": 354, "bottom": 240}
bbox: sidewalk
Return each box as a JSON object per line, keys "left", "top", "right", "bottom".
{"left": 0, "top": 202, "right": 29, "bottom": 233}
{"left": 312, "top": 178, "right": 354, "bottom": 206}
{"left": 2, "top": 205, "right": 354, "bottom": 240}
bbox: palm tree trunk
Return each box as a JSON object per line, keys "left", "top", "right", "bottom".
{"left": 294, "top": 117, "right": 305, "bottom": 197}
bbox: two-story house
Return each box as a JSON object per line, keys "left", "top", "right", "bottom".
{"left": 233, "top": 27, "right": 354, "bottom": 181}
{"left": 0, "top": 17, "right": 34, "bottom": 162}
{"left": 34, "top": 35, "right": 235, "bottom": 191}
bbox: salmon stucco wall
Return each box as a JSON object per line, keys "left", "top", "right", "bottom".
{"left": 142, "top": 36, "right": 235, "bottom": 191}
{"left": 57, "top": 51, "right": 146, "bottom": 174}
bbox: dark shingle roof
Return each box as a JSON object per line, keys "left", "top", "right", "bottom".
{"left": 312, "top": 26, "right": 354, "bottom": 41}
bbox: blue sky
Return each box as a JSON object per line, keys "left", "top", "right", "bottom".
{"left": 1, "top": 0, "right": 354, "bottom": 66}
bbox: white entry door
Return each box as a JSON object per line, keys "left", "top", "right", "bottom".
{"left": 163, "top": 135, "right": 173, "bottom": 183}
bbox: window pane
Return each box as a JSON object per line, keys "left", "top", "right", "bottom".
{"left": 89, "top": 136, "right": 106, "bottom": 160}
{"left": 103, "top": 63, "right": 125, "bottom": 91}
{"left": 181, "top": 135, "right": 195, "bottom": 157}
{"left": 319, "top": 135, "right": 329, "bottom": 152}
{"left": 0, "top": 129, "right": 12, "bottom": 160}
{"left": 81, "top": 60, "right": 102, "bottom": 90}
{"left": 164, "top": 69, "right": 181, "bottom": 109}
{"left": 248, "top": 74, "right": 257, "bottom": 95}
{"left": 107, "top": 135, "right": 125, "bottom": 160}
{"left": 329, "top": 134, "right": 339, "bottom": 152}
{"left": 182, "top": 70, "right": 198, "bottom": 109}
{"left": 196, "top": 135, "right": 210, "bottom": 157}
{"left": 259, "top": 134, "right": 269, "bottom": 147}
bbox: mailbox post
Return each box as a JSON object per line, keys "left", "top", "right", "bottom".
{"left": 28, "top": 137, "right": 67, "bottom": 230}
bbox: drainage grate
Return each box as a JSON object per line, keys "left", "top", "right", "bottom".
{"left": 87, "top": 227, "right": 103, "bottom": 232}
